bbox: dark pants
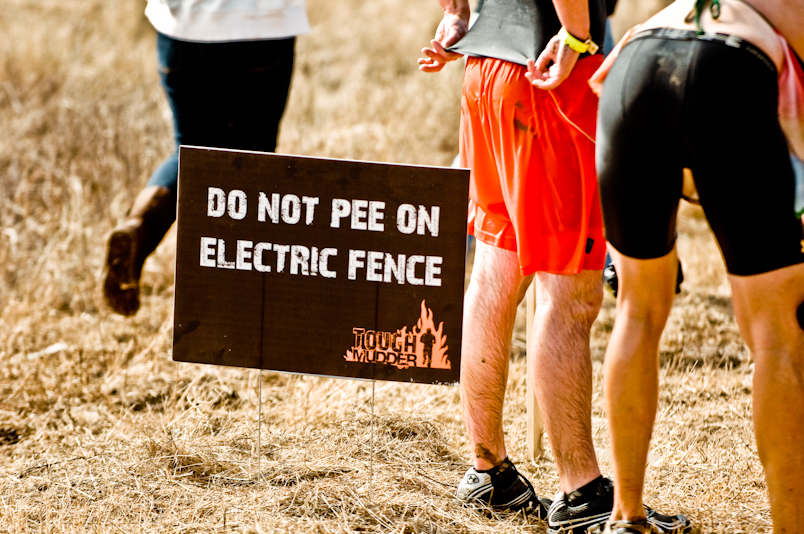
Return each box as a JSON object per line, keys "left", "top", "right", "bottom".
{"left": 146, "top": 32, "right": 296, "bottom": 209}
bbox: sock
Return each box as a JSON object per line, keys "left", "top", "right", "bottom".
{"left": 566, "top": 475, "right": 607, "bottom": 504}
{"left": 477, "top": 457, "right": 516, "bottom": 488}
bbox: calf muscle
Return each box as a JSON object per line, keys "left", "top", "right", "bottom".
{"left": 532, "top": 270, "right": 603, "bottom": 491}
{"left": 460, "top": 242, "right": 525, "bottom": 470}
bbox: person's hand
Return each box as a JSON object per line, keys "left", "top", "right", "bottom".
{"left": 525, "top": 34, "right": 580, "bottom": 90}
{"left": 418, "top": 13, "right": 468, "bottom": 73}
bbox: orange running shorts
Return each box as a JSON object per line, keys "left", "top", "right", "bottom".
{"left": 462, "top": 55, "right": 606, "bottom": 275}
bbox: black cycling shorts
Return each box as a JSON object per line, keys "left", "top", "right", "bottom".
{"left": 597, "top": 28, "right": 804, "bottom": 276}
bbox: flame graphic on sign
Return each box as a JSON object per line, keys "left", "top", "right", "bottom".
{"left": 343, "top": 300, "right": 450, "bottom": 370}
{"left": 398, "top": 300, "right": 449, "bottom": 369}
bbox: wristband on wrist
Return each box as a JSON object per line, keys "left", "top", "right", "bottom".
{"left": 557, "top": 27, "right": 599, "bottom": 55}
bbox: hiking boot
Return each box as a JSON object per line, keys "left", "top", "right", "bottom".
{"left": 547, "top": 477, "right": 693, "bottom": 534}
{"left": 456, "top": 457, "right": 551, "bottom": 517}
{"left": 103, "top": 185, "right": 176, "bottom": 316}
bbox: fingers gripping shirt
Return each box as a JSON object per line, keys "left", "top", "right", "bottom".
{"left": 448, "top": 0, "right": 614, "bottom": 66}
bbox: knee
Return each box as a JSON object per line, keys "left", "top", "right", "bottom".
{"left": 557, "top": 283, "right": 604, "bottom": 330}
{"left": 754, "top": 349, "right": 804, "bottom": 384}
{"left": 617, "top": 286, "right": 674, "bottom": 333}
{"left": 750, "top": 309, "right": 804, "bottom": 372}
{"left": 467, "top": 262, "right": 522, "bottom": 302}
{"left": 619, "top": 308, "right": 672, "bottom": 340}
{"left": 576, "top": 283, "right": 604, "bottom": 326}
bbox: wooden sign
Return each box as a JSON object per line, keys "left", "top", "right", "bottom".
{"left": 172, "top": 147, "right": 470, "bottom": 385}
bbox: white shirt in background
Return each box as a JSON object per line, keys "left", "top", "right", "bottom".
{"left": 145, "top": 0, "right": 310, "bottom": 43}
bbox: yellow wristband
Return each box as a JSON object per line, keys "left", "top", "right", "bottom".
{"left": 558, "top": 27, "right": 599, "bottom": 55}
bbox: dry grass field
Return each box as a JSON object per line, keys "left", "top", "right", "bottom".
{"left": 0, "top": 0, "right": 770, "bottom": 532}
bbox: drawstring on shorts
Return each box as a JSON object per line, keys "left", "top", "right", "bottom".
{"left": 547, "top": 90, "right": 596, "bottom": 145}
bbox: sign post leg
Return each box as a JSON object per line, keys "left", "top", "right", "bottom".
{"left": 526, "top": 282, "right": 545, "bottom": 460}
{"left": 257, "top": 369, "right": 262, "bottom": 480}
{"left": 369, "top": 379, "right": 375, "bottom": 499}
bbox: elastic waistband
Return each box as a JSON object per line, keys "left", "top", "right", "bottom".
{"left": 630, "top": 27, "right": 776, "bottom": 74}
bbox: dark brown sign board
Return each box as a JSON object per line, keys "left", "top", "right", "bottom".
{"left": 172, "top": 146, "right": 470, "bottom": 385}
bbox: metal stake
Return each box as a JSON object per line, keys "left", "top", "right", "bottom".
{"left": 370, "top": 379, "right": 375, "bottom": 497}
{"left": 257, "top": 369, "right": 262, "bottom": 481}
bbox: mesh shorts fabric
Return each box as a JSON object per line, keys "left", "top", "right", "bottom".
{"left": 461, "top": 55, "right": 606, "bottom": 276}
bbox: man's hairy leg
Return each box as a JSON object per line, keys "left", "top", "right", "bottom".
{"left": 531, "top": 269, "right": 603, "bottom": 493}
{"left": 730, "top": 263, "right": 804, "bottom": 534}
{"left": 461, "top": 240, "right": 531, "bottom": 470}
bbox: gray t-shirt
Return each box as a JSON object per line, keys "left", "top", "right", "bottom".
{"left": 449, "top": 0, "right": 614, "bottom": 66}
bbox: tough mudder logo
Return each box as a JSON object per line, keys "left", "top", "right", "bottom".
{"left": 344, "top": 300, "right": 450, "bottom": 370}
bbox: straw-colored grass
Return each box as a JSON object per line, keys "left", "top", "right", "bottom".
{"left": 0, "top": 0, "right": 769, "bottom": 532}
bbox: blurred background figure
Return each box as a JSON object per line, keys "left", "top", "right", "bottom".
{"left": 103, "top": 0, "right": 309, "bottom": 316}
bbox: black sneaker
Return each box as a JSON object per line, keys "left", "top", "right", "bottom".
{"left": 547, "top": 477, "right": 693, "bottom": 534}
{"left": 456, "top": 457, "right": 551, "bottom": 517}
{"left": 547, "top": 476, "right": 614, "bottom": 534}
{"left": 603, "top": 262, "right": 619, "bottom": 297}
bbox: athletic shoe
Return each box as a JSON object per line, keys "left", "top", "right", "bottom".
{"left": 456, "top": 457, "right": 551, "bottom": 517}
{"left": 643, "top": 507, "right": 694, "bottom": 534}
{"left": 547, "top": 477, "right": 693, "bottom": 534}
{"left": 603, "top": 263, "right": 619, "bottom": 297}
{"left": 601, "top": 519, "right": 656, "bottom": 534}
{"left": 547, "top": 476, "right": 615, "bottom": 534}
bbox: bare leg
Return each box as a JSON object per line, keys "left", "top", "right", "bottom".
{"left": 603, "top": 247, "right": 678, "bottom": 521}
{"left": 531, "top": 268, "right": 604, "bottom": 493}
{"left": 730, "top": 263, "right": 804, "bottom": 534}
{"left": 461, "top": 241, "right": 531, "bottom": 470}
